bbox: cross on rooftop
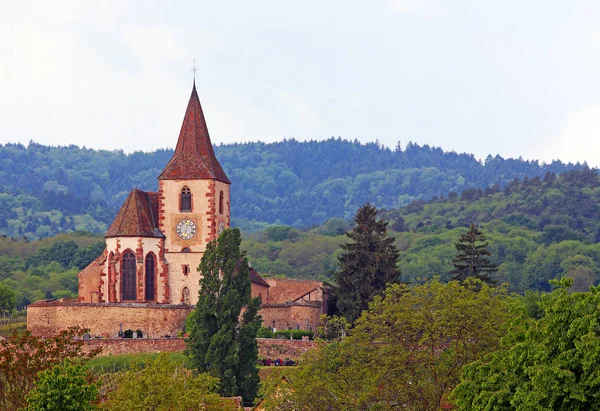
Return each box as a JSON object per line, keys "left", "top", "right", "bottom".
{"left": 192, "top": 59, "right": 197, "bottom": 80}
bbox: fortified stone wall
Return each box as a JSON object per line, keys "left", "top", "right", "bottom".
{"left": 27, "top": 302, "right": 192, "bottom": 338}
{"left": 82, "top": 337, "right": 321, "bottom": 359}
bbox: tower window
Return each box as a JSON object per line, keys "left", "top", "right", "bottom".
{"left": 182, "top": 265, "right": 190, "bottom": 275}
{"left": 219, "top": 190, "right": 224, "bottom": 214}
{"left": 182, "top": 247, "right": 191, "bottom": 253}
{"left": 181, "top": 187, "right": 192, "bottom": 212}
{"left": 182, "top": 287, "right": 190, "bottom": 305}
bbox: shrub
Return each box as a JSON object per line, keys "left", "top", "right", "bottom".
{"left": 273, "top": 330, "right": 314, "bottom": 340}
{"left": 257, "top": 327, "right": 274, "bottom": 338}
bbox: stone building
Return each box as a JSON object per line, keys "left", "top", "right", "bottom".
{"left": 27, "top": 82, "right": 327, "bottom": 337}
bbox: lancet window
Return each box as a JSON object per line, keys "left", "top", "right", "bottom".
{"left": 121, "top": 251, "right": 136, "bottom": 301}
{"left": 181, "top": 186, "right": 192, "bottom": 212}
{"left": 145, "top": 253, "right": 155, "bottom": 301}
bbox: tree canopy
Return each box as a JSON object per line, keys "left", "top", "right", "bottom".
{"left": 23, "top": 359, "right": 99, "bottom": 411}
{"left": 0, "top": 139, "right": 583, "bottom": 239}
{"left": 101, "top": 354, "right": 237, "bottom": 411}
{"left": 332, "top": 203, "right": 400, "bottom": 323}
{"left": 453, "top": 277, "right": 600, "bottom": 410}
{"left": 451, "top": 223, "right": 497, "bottom": 284}
{"left": 262, "top": 279, "right": 510, "bottom": 410}
{"left": 186, "top": 228, "right": 261, "bottom": 406}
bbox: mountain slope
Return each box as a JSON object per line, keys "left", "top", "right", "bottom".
{"left": 0, "top": 139, "right": 584, "bottom": 238}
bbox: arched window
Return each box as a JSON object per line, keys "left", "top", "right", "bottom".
{"left": 145, "top": 253, "right": 155, "bottom": 301}
{"left": 121, "top": 251, "right": 136, "bottom": 301}
{"left": 182, "top": 287, "right": 190, "bottom": 305}
{"left": 181, "top": 186, "right": 192, "bottom": 212}
{"left": 182, "top": 247, "right": 191, "bottom": 253}
{"left": 219, "top": 190, "right": 224, "bottom": 214}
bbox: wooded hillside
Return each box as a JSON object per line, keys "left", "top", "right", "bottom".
{"left": 0, "top": 139, "right": 582, "bottom": 238}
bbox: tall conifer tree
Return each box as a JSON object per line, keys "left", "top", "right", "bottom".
{"left": 333, "top": 203, "right": 400, "bottom": 323}
{"left": 451, "top": 223, "right": 497, "bottom": 284}
{"left": 186, "top": 228, "right": 261, "bottom": 406}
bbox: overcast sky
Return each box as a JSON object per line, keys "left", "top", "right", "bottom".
{"left": 2, "top": 1, "right": 600, "bottom": 165}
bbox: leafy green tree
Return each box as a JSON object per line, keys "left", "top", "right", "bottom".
{"left": 451, "top": 223, "right": 497, "bottom": 284}
{"left": 23, "top": 359, "right": 99, "bottom": 411}
{"left": 316, "top": 314, "right": 349, "bottom": 341}
{"left": 186, "top": 228, "right": 261, "bottom": 406}
{"left": 453, "top": 277, "right": 600, "bottom": 410}
{"left": 101, "top": 353, "right": 236, "bottom": 411}
{"left": 262, "top": 279, "right": 509, "bottom": 410}
{"left": 0, "top": 326, "right": 99, "bottom": 411}
{"left": 0, "top": 283, "right": 16, "bottom": 313}
{"left": 332, "top": 203, "right": 400, "bottom": 323}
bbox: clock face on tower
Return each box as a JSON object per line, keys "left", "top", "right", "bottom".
{"left": 176, "top": 219, "right": 196, "bottom": 240}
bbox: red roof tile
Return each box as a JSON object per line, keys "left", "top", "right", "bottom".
{"left": 158, "top": 83, "right": 230, "bottom": 183}
{"left": 264, "top": 278, "right": 323, "bottom": 305}
{"left": 249, "top": 268, "right": 270, "bottom": 288}
{"left": 105, "top": 189, "right": 164, "bottom": 238}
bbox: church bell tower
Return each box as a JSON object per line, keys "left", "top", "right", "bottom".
{"left": 156, "top": 82, "right": 231, "bottom": 303}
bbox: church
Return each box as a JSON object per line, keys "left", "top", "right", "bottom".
{"left": 27, "top": 82, "right": 328, "bottom": 337}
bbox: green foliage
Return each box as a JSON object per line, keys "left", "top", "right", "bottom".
{"left": 0, "top": 321, "right": 27, "bottom": 338}
{"left": 23, "top": 359, "right": 99, "bottom": 411}
{"left": 186, "top": 228, "right": 260, "bottom": 405}
{"left": 0, "top": 283, "right": 16, "bottom": 313}
{"left": 86, "top": 352, "right": 190, "bottom": 375}
{"left": 256, "top": 326, "right": 274, "bottom": 338}
{"left": 0, "top": 234, "right": 103, "bottom": 309}
{"left": 452, "top": 278, "right": 600, "bottom": 410}
{"left": 0, "top": 140, "right": 582, "bottom": 239}
{"left": 0, "top": 326, "right": 99, "bottom": 411}
{"left": 262, "top": 279, "right": 510, "bottom": 410}
{"left": 100, "top": 353, "right": 236, "bottom": 411}
{"left": 451, "top": 223, "right": 497, "bottom": 284}
{"left": 332, "top": 203, "right": 400, "bottom": 323}
{"left": 316, "top": 315, "right": 349, "bottom": 341}
{"left": 272, "top": 330, "right": 315, "bottom": 340}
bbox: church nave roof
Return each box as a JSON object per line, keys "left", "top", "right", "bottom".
{"left": 105, "top": 189, "right": 164, "bottom": 238}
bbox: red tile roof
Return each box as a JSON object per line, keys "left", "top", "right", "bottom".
{"left": 264, "top": 278, "right": 323, "bottom": 305}
{"left": 158, "top": 83, "right": 230, "bottom": 183}
{"left": 249, "top": 268, "right": 270, "bottom": 288}
{"left": 105, "top": 189, "right": 164, "bottom": 238}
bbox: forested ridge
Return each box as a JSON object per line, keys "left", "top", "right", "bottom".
{"left": 1, "top": 139, "right": 599, "bottom": 309}
{"left": 0, "top": 139, "right": 583, "bottom": 239}
{"left": 243, "top": 168, "right": 600, "bottom": 294}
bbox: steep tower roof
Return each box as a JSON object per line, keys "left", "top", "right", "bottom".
{"left": 158, "top": 83, "right": 230, "bottom": 183}
{"left": 105, "top": 189, "right": 164, "bottom": 238}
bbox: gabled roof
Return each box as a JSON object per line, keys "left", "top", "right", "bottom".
{"left": 105, "top": 189, "right": 164, "bottom": 238}
{"left": 158, "top": 83, "right": 230, "bottom": 183}
{"left": 249, "top": 268, "right": 270, "bottom": 288}
{"left": 264, "top": 279, "right": 323, "bottom": 305}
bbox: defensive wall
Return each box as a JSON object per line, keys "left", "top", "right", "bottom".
{"left": 81, "top": 338, "right": 321, "bottom": 359}
{"left": 27, "top": 301, "right": 193, "bottom": 338}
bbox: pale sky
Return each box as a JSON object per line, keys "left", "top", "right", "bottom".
{"left": 2, "top": 1, "right": 600, "bottom": 165}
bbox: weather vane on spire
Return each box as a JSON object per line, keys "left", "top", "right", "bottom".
{"left": 192, "top": 59, "right": 197, "bottom": 82}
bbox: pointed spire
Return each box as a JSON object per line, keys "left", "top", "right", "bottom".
{"left": 158, "top": 84, "right": 230, "bottom": 183}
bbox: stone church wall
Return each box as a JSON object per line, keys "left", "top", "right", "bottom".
{"left": 27, "top": 302, "right": 192, "bottom": 338}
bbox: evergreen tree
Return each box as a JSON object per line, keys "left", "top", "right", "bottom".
{"left": 451, "top": 223, "right": 497, "bottom": 284}
{"left": 333, "top": 203, "right": 400, "bottom": 323}
{"left": 186, "top": 228, "right": 261, "bottom": 406}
